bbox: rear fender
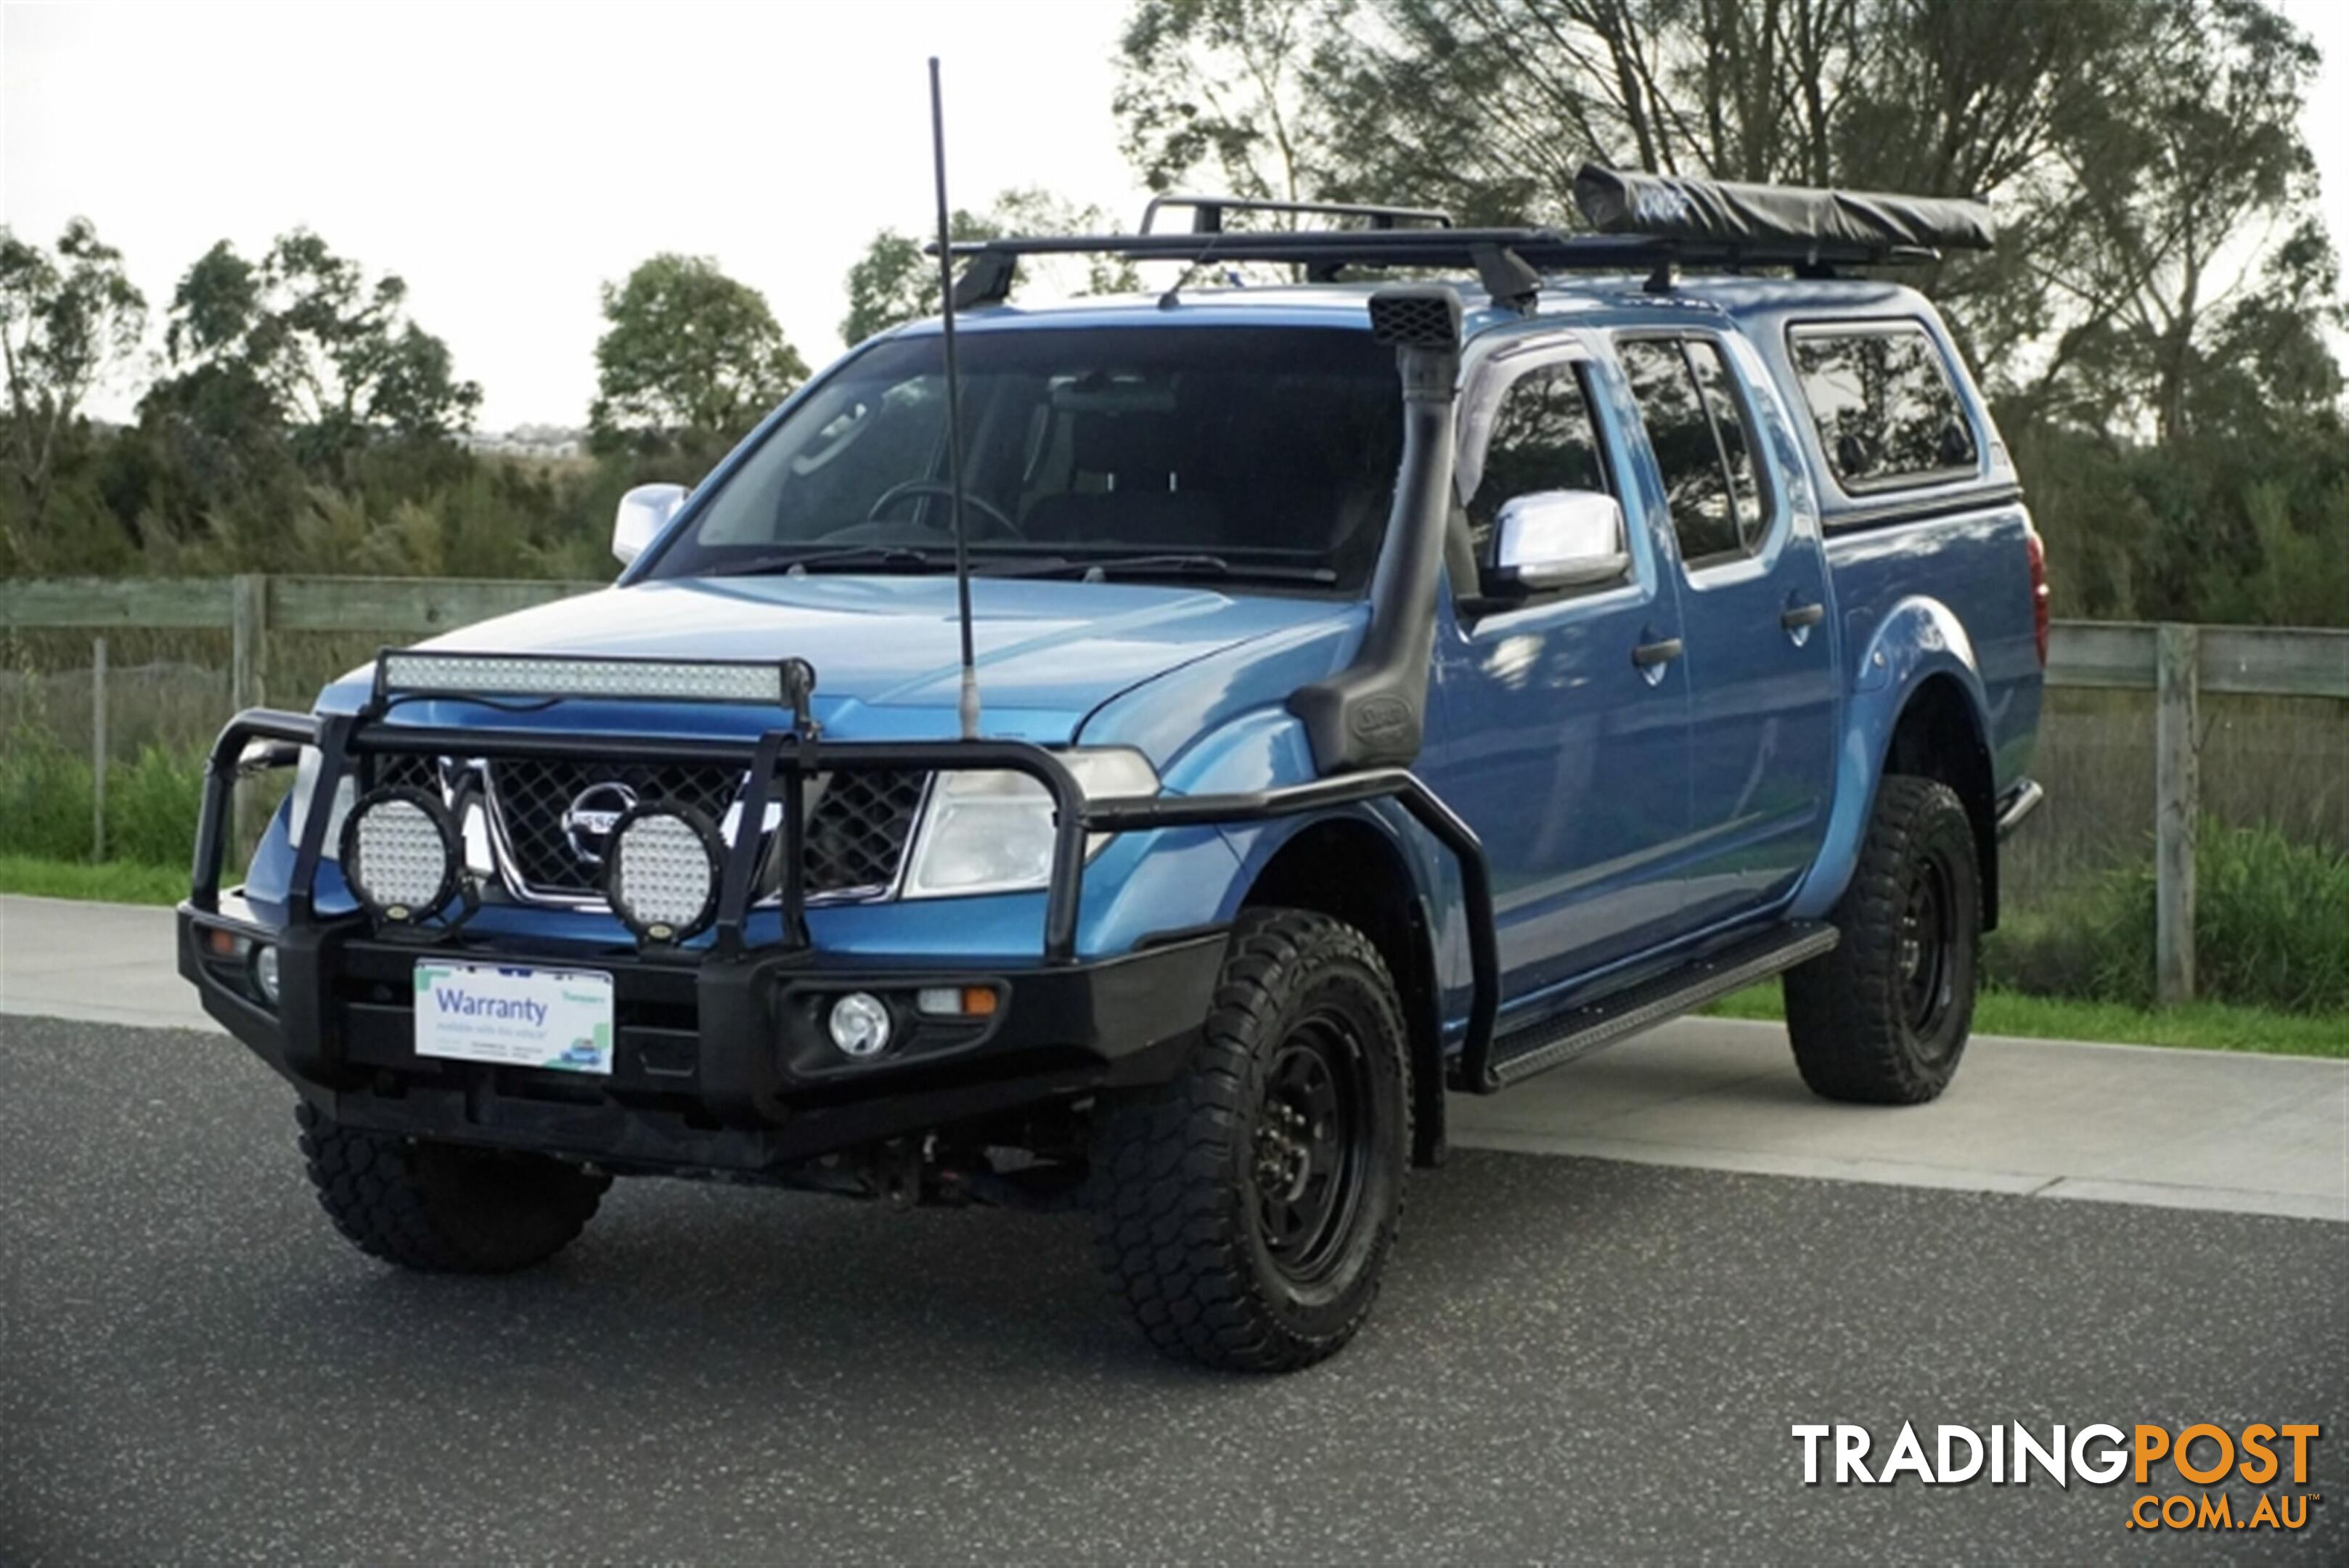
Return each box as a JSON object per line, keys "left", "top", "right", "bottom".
{"left": 1792, "top": 595, "right": 1991, "bottom": 921}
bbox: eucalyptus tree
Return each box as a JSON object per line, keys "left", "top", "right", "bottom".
{"left": 0, "top": 217, "right": 146, "bottom": 541}
{"left": 592, "top": 253, "right": 808, "bottom": 452}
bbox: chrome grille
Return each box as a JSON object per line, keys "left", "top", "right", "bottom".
{"left": 487, "top": 759, "right": 741, "bottom": 897}
{"left": 436, "top": 756, "right": 932, "bottom": 904}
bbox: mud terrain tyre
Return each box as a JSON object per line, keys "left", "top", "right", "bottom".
{"left": 296, "top": 1102, "right": 610, "bottom": 1273}
{"left": 1786, "top": 774, "right": 1981, "bottom": 1104}
{"left": 1090, "top": 910, "right": 1410, "bottom": 1372}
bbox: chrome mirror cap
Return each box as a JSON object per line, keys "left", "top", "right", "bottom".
{"left": 1492, "top": 489, "right": 1629, "bottom": 589}
{"left": 612, "top": 483, "right": 687, "bottom": 567}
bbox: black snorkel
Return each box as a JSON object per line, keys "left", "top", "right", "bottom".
{"left": 1287, "top": 285, "right": 1464, "bottom": 774}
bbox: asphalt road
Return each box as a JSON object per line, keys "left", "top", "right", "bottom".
{"left": 4, "top": 1013, "right": 2343, "bottom": 1565}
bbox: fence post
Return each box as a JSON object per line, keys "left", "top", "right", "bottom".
{"left": 229, "top": 573, "right": 270, "bottom": 713}
{"left": 2154, "top": 622, "right": 2199, "bottom": 1004}
{"left": 230, "top": 573, "right": 271, "bottom": 852}
{"left": 91, "top": 636, "right": 108, "bottom": 862}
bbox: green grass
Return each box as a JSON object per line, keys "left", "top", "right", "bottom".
{"left": 0, "top": 854, "right": 187, "bottom": 906}
{"left": 1988, "top": 820, "right": 2349, "bottom": 1014}
{"left": 1705, "top": 981, "right": 2347, "bottom": 1058}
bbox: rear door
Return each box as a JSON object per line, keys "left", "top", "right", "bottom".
{"left": 1612, "top": 331, "right": 1838, "bottom": 929}
{"left": 1426, "top": 339, "right": 1692, "bottom": 997}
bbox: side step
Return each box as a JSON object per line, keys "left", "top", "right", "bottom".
{"left": 1467, "top": 921, "right": 1839, "bottom": 1092}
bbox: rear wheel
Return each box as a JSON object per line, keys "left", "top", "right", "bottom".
{"left": 1090, "top": 910, "right": 1410, "bottom": 1372}
{"left": 296, "top": 1103, "right": 610, "bottom": 1273}
{"left": 1785, "top": 775, "right": 1980, "bottom": 1104}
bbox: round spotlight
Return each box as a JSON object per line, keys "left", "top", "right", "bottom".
{"left": 604, "top": 803, "right": 723, "bottom": 944}
{"left": 340, "top": 787, "right": 460, "bottom": 923}
{"left": 252, "top": 943, "right": 281, "bottom": 1005}
{"left": 828, "top": 992, "right": 893, "bottom": 1058}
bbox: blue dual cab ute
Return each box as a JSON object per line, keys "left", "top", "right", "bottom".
{"left": 181, "top": 168, "right": 2047, "bottom": 1371}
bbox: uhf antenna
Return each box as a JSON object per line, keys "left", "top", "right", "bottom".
{"left": 928, "top": 57, "right": 981, "bottom": 740}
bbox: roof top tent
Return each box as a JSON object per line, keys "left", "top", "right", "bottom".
{"left": 944, "top": 164, "right": 1996, "bottom": 312}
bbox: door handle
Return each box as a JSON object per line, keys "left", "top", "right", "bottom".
{"left": 1631, "top": 636, "right": 1684, "bottom": 669}
{"left": 1780, "top": 602, "right": 1826, "bottom": 630}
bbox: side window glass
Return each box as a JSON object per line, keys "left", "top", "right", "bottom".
{"left": 1466, "top": 363, "right": 1609, "bottom": 562}
{"left": 1684, "top": 340, "right": 1764, "bottom": 551}
{"left": 1791, "top": 324, "right": 1978, "bottom": 489}
{"left": 1618, "top": 338, "right": 1748, "bottom": 568}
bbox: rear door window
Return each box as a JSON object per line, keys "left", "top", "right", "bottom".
{"left": 1616, "top": 337, "right": 1766, "bottom": 569}
{"left": 1789, "top": 323, "right": 1978, "bottom": 491}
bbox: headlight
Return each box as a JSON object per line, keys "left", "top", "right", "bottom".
{"left": 900, "top": 747, "right": 1157, "bottom": 899}
{"left": 285, "top": 746, "right": 356, "bottom": 857}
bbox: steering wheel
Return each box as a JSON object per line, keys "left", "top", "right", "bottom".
{"left": 865, "top": 480, "right": 1017, "bottom": 539}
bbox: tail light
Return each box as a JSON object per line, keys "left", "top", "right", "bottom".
{"left": 2024, "top": 526, "right": 2050, "bottom": 667}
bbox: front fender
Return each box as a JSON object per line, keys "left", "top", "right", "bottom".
{"left": 1791, "top": 595, "right": 1991, "bottom": 920}
{"left": 1165, "top": 706, "right": 1474, "bottom": 1024}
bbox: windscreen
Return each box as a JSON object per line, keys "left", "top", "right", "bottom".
{"left": 641, "top": 326, "right": 1403, "bottom": 592}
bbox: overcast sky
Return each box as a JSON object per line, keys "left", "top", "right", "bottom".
{"left": 6, "top": 0, "right": 2347, "bottom": 431}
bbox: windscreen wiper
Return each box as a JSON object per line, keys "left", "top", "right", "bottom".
{"left": 998, "top": 552, "right": 1339, "bottom": 585}
{"left": 705, "top": 544, "right": 943, "bottom": 577}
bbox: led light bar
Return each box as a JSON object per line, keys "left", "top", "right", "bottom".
{"left": 377, "top": 651, "right": 813, "bottom": 707}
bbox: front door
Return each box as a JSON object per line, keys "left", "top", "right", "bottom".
{"left": 1426, "top": 342, "right": 1692, "bottom": 1000}
{"left": 1612, "top": 332, "right": 1838, "bottom": 930}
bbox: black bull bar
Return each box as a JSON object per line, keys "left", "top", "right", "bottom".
{"left": 191, "top": 703, "right": 1503, "bottom": 1086}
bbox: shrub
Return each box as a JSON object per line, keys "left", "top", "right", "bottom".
{"left": 2183, "top": 821, "right": 2349, "bottom": 1012}
{"left": 0, "top": 738, "right": 95, "bottom": 859}
{"left": 1989, "top": 819, "right": 2349, "bottom": 1013}
{"left": 0, "top": 735, "right": 204, "bottom": 868}
{"left": 108, "top": 746, "right": 205, "bottom": 867}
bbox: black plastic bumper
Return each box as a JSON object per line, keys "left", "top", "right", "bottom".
{"left": 181, "top": 899, "right": 1227, "bottom": 1173}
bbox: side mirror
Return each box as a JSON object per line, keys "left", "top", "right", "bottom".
{"left": 1485, "top": 489, "right": 1629, "bottom": 593}
{"left": 612, "top": 483, "right": 687, "bottom": 567}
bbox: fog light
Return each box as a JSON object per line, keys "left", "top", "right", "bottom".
{"left": 604, "top": 803, "right": 722, "bottom": 943}
{"left": 340, "top": 788, "right": 460, "bottom": 923}
{"left": 252, "top": 944, "right": 280, "bottom": 1005}
{"left": 828, "top": 992, "right": 893, "bottom": 1058}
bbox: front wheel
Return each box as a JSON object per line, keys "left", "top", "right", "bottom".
{"left": 295, "top": 1103, "right": 610, "bottom": 1273}
{"left": 1090, "top": 910, "right": 1410, "bottom": 1372}
{"left": 1785, "top": 774, "right": 1981, "bottom": 1104}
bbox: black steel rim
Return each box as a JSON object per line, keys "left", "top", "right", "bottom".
{"left": 1251, "top": 1008, "right": 1371, "bottom": 1284}
{"left": 1897, "top": 850, "right": 1958, "bottom": 1044}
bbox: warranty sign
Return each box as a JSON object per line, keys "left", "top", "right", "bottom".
{"left": 414, "top": 961, "right": 615, "bottom": 1074}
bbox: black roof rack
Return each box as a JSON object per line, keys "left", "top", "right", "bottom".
{"left": 943, "top": 164, "right": 1994, "bottom": 313}
{"left": 1137, "top": 193, "right": 1455, "bottom": 235}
